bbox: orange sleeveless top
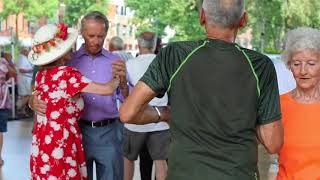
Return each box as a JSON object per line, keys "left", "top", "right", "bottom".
{"left": 277, "top": 93, "right": 320, "bottom": 180}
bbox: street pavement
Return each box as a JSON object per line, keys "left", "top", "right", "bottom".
{"left": 0, "top": 118, "right": 270, "bottom": 180}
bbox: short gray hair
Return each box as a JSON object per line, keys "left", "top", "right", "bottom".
{"left": 202, "top": 0, "right": 245, "bottom": 28}
{"left": 110, "top": 36, "right": 124, "bottom": 50}
{"left": 81, "top": 11, "right": 109, "bottom": 33}
{"left": 282, "top": 27, "right": 320, "bottom": 68}
{"left": 137, "top": 32, "right": 157, "bottom": 52}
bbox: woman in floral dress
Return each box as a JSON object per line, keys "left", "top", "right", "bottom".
{"left": 28, "top": 24, "right": 119, "bottom": 180}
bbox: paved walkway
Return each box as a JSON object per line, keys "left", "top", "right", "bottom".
{"left": 0, "top": 119, "right": 271, "bottom": 180}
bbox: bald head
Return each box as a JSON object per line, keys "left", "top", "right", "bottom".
{"left": 202, "top": 0, "right": 245, "bottom": 28}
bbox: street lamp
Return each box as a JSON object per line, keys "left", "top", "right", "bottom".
{"left": 9, "top": 26, "right": 14, "bottom": 60}
{"left": 58, "top": 3, "right": 66, "bottom": 23}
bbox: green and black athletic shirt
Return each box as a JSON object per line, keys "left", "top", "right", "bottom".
{"left": 140, "top": 39, "right": 281, "bottom": 180}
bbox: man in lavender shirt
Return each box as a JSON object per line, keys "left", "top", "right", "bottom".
{"left": 30, "top": 11, "right": 129, "bottom": 180}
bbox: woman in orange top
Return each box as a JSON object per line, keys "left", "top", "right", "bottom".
{"left": 277, "top": 27, "right": 320, "bottom": 180}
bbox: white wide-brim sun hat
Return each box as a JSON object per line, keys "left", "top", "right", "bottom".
{"left": 28, "top": 24, "right": 78, "bottom": 66}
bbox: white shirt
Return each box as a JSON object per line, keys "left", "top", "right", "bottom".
{"left": 125, "top": 54, "right": 169, "bottom": 132}
{"left": 113, "top": 50, "right": 134, "bottom": 62}
{"left": 17, "top": 54, "right": 34, "bottom": 79}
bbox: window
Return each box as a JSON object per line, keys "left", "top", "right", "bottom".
{"left": 122, "top": 25, "right": 127, "bottom": 36}
{"left": 121, "top": 6, "right": 124, "bottom": 15}
{"left": 129, "top": 25, "right": 133, "bottom": 36}
{"left": 120, "top": 6, "right": 127, "bottom": 16}
{"left": 28, "top": 22, "right": 32, "bottom": 33}
{"left": 116, "top": 23, "right": 120, "bottom": 36}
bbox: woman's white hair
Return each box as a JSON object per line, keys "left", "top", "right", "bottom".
{"left": 202, "top": 0, "right": 245, "bottom": 28}
{"left": 283, "top": 27, "right": 320, "bottom": 68}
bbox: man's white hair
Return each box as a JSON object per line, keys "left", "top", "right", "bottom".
{"left": 138, "top": 32, "right": 157, "bottom": 52}
{"left": 202, "top": 0, "right": 245, "bottom": 28}
{"left": 110, "top": 36, "right": 124, "bottom": 50}
{"left": 282, "top": 27, "right": 320, "bottom": 68}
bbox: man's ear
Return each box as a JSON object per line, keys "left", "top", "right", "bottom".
{"left": 199, "top": 8, "right": 206, "bottom": 26}
{"left": 238, "top": 12, "right": 248, "bottom": 29}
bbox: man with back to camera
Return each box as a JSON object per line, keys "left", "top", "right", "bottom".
{"left": 119, "top": 0, "right": 284, "bottom": 179}
{"left": 109, "top": 36, "right": 134, "bottom": 62}
{"left": 123, "top": 32, "right": 170, "bottom": 180}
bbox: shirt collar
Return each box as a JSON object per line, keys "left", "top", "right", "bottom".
{"left": 74, "top": 44, "right": 111, "bottom": 58}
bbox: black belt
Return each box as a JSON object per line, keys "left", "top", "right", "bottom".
{"left": 80, "top": 118, "right": 117, "bottom": 128}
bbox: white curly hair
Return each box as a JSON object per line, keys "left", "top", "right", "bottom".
{"left": 282, "top": 27, "right": 320, "bottom": 68}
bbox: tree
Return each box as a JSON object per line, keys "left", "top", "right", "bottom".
{"left": 63, "top": 0, "right": 109, "bottom": 26}
{"left": 0, "top": 0, "right": 58, "bottom": 40}
{"left": 247, "top": 0, "right": 320, "bottom": 53}
{"left": 246, "top": 0, "right": 284, "bottom": 53}
{"left": 1, "top": 0, "right": 30, "bottom": 40}
{"left": 284, "top": 0, "right": 320, "bottom": 30}
{"left": 125, "top": 0, "right": 205, "bottom": 41}
{"left": 127, "top": 0, "right": 320, "bottom": 52}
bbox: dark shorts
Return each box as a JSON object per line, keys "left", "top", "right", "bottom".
{"left": 122, "top": 128, "right": 170, "bottom": 161}
{"left": 0, "top": 109, "right": 9, "bottom": 132}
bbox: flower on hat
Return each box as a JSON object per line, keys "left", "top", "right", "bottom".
{"left": 32, "top": 23, "right": 69, "bottom": 54}
{"left": 56, "top": 23, "right": 68, "bottom": 40}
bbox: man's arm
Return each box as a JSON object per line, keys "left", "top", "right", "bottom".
{"left": 19, "top": 68, "right": 33, "bottom": 73}
{"left": 28, "top": 91, "right": 47, "bottom": 116}
{"left": 256, "top": 120, "right": 283, "bottom": 154}
{"left": 120, "top": 81, "right": 170, "bottom": 124}
{"left": 112, "top": 59, "right": 129, "bottom": 98}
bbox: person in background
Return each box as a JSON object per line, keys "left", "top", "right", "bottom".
{"left": 1, "top": 52, "right": 17, "bottom": 80}
{"left": 276, "top": 27, "right": 320, "bottom": 180}
{"left": 154, "top": 37, "right": 163, "bottom": 55}
{"left": 124, "top": 32, "right": 170, "bottom": 180}
{"left": 16, "top": 47, "right": 34, "bottom": 117}
{"left": 0, "top": 57, "right": 12, "bottom": 167}
{"left": 28, "top": 23, "right": 119, "bottom": 180}
{"left": 109, "top": 36, "right": 134, "bottom": 62}
{"left": 139, "top": 36, "right": 163, "bottom": 180}
{"left": 30, "top": 11, "right": 129, "bottom": 180}
{"left": 120, "top": 0, "right": 283, "bottom": 179}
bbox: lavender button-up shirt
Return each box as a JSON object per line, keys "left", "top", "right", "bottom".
{"left": 67, "top": 44, "right": 124, "bottom": 121}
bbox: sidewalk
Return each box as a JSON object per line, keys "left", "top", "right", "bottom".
{"left": 0, "top": 119, "right": 270, "bottom": 180}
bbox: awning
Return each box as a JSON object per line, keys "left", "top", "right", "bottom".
{"left": 19, "top": 38, "right": 32, "bottom": 47}
{"left": 0, "top": 36, "right": 11, "bottom": 46}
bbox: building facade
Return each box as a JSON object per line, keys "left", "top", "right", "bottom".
{"left": 106, "top": 0, "right": 138, "bottom": 51}
{"left": 0, "top": 0, "right": 34, "bottom": 47}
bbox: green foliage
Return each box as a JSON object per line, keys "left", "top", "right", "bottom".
{"left": 1, "top": 0, "right": 58, "bottom": 20}
{"left": 63, "top": 0, "right": 109, "bottom": 26}
{"left": 0, "top": 0, "right": 29, "bottom": 18}
{"left": 126, "top": 0, "right": 320, "bottom": 50}
{"left": 125, "top": 0, "right": 205, "bottom": 41}
{"left": 284, "top": 0, "right": 320, "bottom": 29}
{"left": 246, "top": 0, "right": 284, "bottom": 52}
{"left": 26, "top": 0, "right": 59, "bottom": 20}
{"left": 247, "top": 0, "right": 320, "bottom": 52}
{"left": 0, "top": 0, "right": 58, "bottom": 40}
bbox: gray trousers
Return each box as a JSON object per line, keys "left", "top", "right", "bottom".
{"left": 80, "top": 120, "right": 124, "bottom": 180}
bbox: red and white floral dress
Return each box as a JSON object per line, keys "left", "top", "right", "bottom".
{"left": 30, "top": 66, "right": 91, "bottom": 180}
